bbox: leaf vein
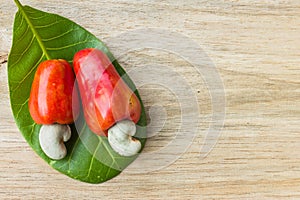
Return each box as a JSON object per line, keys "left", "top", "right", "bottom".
{"left": 14, "top": 98, "right": 29, "bottom": 120}
{"left": 28, "top": 14, "right": 47, "bottom": 20}
{"left": 41, "top": 28, "right": 75, "bottom": 42}
{"left": 46, "top": 40, "right": 90, "bottom": 51}
{"left": 101, "top": 137, "right": 121, "bottom": 171}
{"left": 59, "top": 123, "right": 87, "bottom": 171}
{"left": 10, "top": 35, "right": 35, "bottom": 69}
{"left": 86, "top": 141, "right": 101, "bottom": 178}
{"left": 29, "top": 123, "right": 37, "bottom": 145}
{"left": 15, "top": 13, "right": 25, "bottom": 31}
{"left": 15, "top": 25, "right": 30, "bottom": 43}
{"left": 18, "top": 5, "right": 51, "bottom": 59}
{"left": 35, "top": 20, "right": 65, "bottom": 29}
{"left": 11, "top": 54, "right": 44, "bottom": 92}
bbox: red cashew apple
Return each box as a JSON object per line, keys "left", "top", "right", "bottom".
{"left": 73, "top": 48, "right": 141, "bottom": 136}
{"left": 29, "top": 59, "right": 79, "bottom": 124}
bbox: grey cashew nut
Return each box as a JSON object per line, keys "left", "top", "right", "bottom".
{"left": 108, "top": 120, "right": 141, "bottom": 157}
{"left": 39, "top": 124, "right": 71, "bottom": 160}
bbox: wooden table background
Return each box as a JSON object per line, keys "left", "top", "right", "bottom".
{"left": 0, "top": 0, "right": 299, "bottom": 199}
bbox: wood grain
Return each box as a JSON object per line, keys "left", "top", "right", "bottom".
{"left": 0, "top": 0, "right": 299, "bottom": 199}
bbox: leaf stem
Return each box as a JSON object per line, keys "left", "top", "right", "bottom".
{"left": 13, "top": 0, "right": 23, "bottom": 9}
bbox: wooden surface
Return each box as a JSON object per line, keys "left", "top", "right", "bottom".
{"left": 1, "top": 0, "right": 300, "bottom": 199}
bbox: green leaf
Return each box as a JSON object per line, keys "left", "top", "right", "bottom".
{"left": 8, "top": 0, "right": 146, "bottom": 183}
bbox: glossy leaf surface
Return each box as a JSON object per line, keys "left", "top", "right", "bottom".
{"left": 8, "top": 0, "right": 146, "bottom": 183}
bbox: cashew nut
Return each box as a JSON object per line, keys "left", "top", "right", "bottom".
{"left": 39, "top": 124, "right": 71, "bottom": 160}
{"left": 108, "top": 120, "right": 141, "bottom": 157}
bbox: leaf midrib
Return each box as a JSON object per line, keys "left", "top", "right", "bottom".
{"left": 14, "top": 0, "right": 51, "bottom": 60}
